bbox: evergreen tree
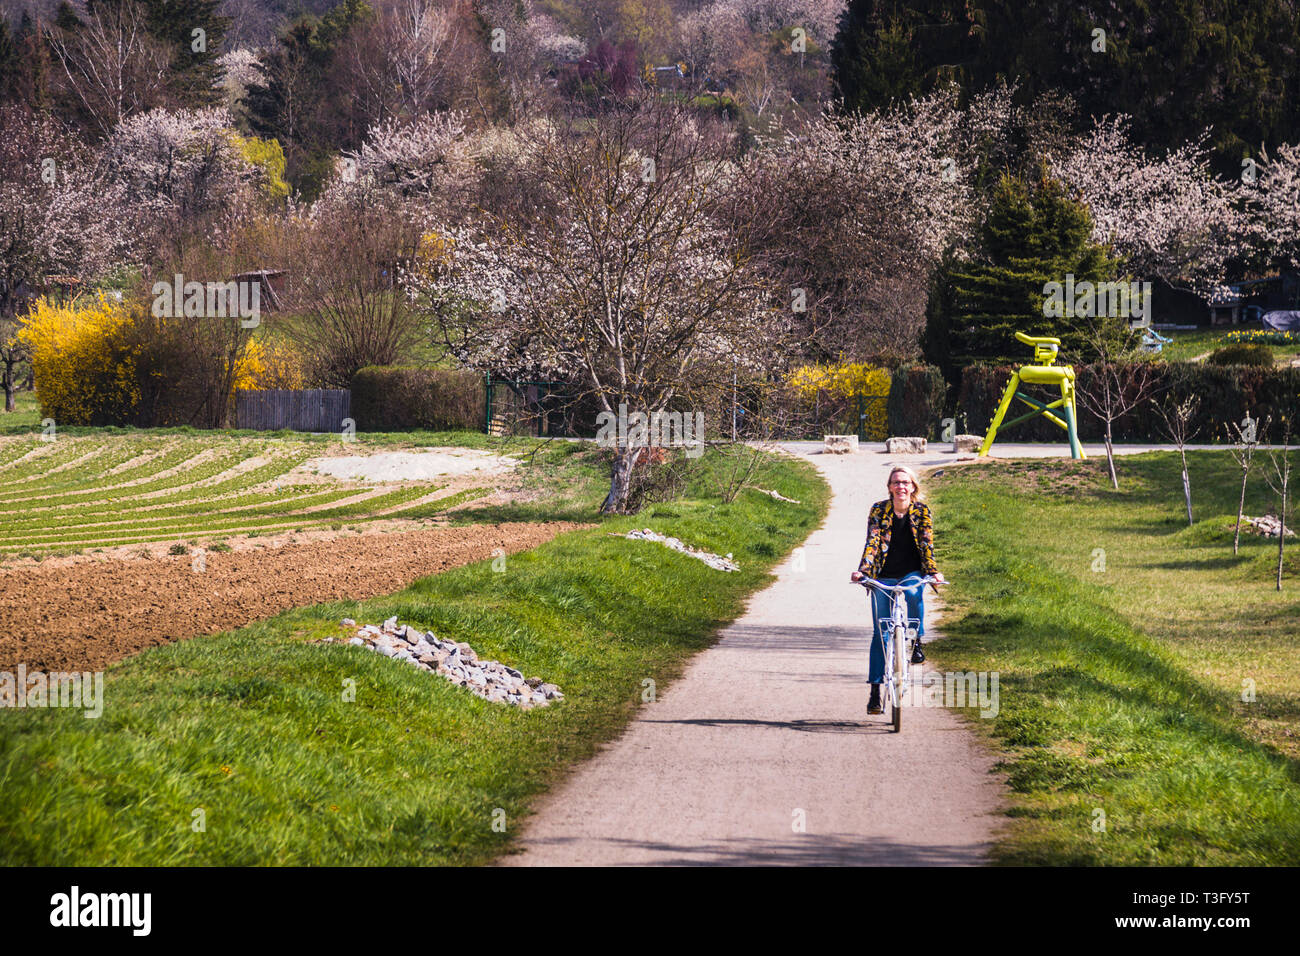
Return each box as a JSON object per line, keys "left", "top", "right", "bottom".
{"left": 831, "top": 0, "right": 980, "bottom": 115}
{"left": 0, "top": 20, "right": 17, "bottom": 105}
{"left": 12, "top": 12, "right": 52, "bottom": 112}
{"left": 244, "top": 1, "right": 370, "bottom": 198}
{"left": 922, "top": 166, "right": 1130, "bottom": 384}
{"left": 832, "top": 0, "right": 1300, "bottom": 172}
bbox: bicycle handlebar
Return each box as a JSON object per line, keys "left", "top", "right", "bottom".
{"left": 857, "top": 574, "right": 940, "bottom": 594}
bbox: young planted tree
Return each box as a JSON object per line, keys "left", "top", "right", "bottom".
{"left": 408, "top": 93, "right": 785, "bottom": 513}
{"left": 1153, "top": 394, "right": 1200, "bottom": 526}
{"left": 1225, "top": 412, "right": 1266, "bottom": 554}
{"left": 1073, "top": 315, "right": 1161, "bottom": 490}
{"left": 1262, "top": 412, "right": 1296, "bottom": 591}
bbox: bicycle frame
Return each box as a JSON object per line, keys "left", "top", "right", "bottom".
{"left": 859, "top": 575, "right": 938, "bottom": 729}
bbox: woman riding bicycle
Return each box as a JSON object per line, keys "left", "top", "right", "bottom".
{"left": 849, "top": 465, "right": 945, "bottom": 714}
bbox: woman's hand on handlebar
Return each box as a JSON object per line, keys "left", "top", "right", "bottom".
{"left": 930, "top": 572, "right": 946, "bottom": 588}
{"left": 850, "top": 570, "right": 865, "bottom": 583}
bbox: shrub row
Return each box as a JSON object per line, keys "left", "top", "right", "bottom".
{"left": 958, "top": 362, "right": 1300, "bottom": 443}
{"left": 350, "top": 366, "right": 485, "bottom": 431}
{"left": 1207, "top": 344, "right": 1274, "bottom": 367}
{"left": 887, "top": 364, "right": 947, "bottom": 439}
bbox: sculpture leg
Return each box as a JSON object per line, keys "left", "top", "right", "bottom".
{"left": 979, "top": 373, "right": 1021, "bottom": 457}
{"left": 1062, "top": 377, "right": 1085, "bottom": 460}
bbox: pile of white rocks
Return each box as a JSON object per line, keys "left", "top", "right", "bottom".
{"left": 322, "top": 617, "right": 563, "bottom": 708}
{"left": 750, "top": 486, "right": 801, "bottom": 503}
{"left": 1243, "top": 515, "right": 1294, "bottom": 538}
{"left": 619, "top": 528, "right": 740, "bottom": 572}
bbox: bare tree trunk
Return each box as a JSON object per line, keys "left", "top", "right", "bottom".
{"left": 602, "top": 445, "right": 643, "bottom": 515}
{"left": 1235, "top": 464, "right": 1248, "bottom": 554}
{"left": 1180, "top": 447, "right": 1193, "bottom": 526}
{"left": 1105, "top": 421, "right": 1118, "bottom": 490}
{"left": 2, "top": 360, "right": 14, "bottom": 412}
{"left": 1279, "top": 482, "right": 1288, "bottom": 592}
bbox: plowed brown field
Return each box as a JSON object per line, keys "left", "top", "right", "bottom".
{"left": 0, "top": 522, "right": 587, "bottom": 672}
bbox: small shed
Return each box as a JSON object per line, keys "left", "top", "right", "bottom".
{"left": 231, "top": 270, "right": 287, "bottom": 311}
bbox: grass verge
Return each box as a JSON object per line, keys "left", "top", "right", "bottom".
{"left": 0, "top": 446, "right": 827, "bottom": 864}
{"left": 924, "top": 450, "right": 1300, "bottom": 865}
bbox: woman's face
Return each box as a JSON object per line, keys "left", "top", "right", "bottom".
{"left": 888, "top": 472, "right": 914, "bottom": 510}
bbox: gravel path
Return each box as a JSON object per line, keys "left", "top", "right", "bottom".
{"left": 503, "top": 441, "right": 1214, "bottom": 865}
{"left": 503, "top": 443, "right": 1014, "bottom": 866}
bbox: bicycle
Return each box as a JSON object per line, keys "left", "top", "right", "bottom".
{"left": 857, "top": 575, "right": 940, "bottom": 732}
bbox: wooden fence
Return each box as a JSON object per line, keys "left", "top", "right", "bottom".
{"left": 236, "top": 389, "right": 351, "bottom": 432}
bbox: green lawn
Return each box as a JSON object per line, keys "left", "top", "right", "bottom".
{"left": 0, "top": 446, "right": 828, "bottom": 865}
{"left": 1156, "top": 328, "right": 1300, "bottom": 363}
{"left": 925, "top": 451, "right": 1300, "bottom": 865}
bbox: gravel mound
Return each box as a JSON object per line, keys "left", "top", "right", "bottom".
{"left": 323, "top": 616, "right": 562, "bottom": 708}
{"left": 305, "top": 449, "right": 518, "bottom": 481}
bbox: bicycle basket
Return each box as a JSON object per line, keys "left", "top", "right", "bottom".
{"left": 877, "top": 618, "right": 922, "bottom": 641}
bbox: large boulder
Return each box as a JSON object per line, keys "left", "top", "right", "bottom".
{"left": 823, "top": 434, "right": 859, "bottom": 454}
{"left": 886, "top": 437, "right": 926, "bottom": 454}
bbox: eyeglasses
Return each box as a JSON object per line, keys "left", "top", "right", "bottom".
{"left": 889, "top": 480, "right": 913, "bottom": 487}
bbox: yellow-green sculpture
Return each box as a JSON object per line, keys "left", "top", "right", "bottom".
{"left": 978, "top": 331, "right": 1085, "bottom": 460}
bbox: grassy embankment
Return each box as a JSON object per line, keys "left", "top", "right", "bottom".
{"left": 925, "top": 450, "right": 1300, "bottom": 865}
{"left": 0, "top": 442, "right": 828, "bottom": 864}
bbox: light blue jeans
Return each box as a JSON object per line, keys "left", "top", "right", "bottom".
{"left": 867, "top": 571, "right": 925, "bottom": 683}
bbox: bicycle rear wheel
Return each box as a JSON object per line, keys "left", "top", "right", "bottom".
{"left": 892, "top": 624, "right": 906, "bottom": 732}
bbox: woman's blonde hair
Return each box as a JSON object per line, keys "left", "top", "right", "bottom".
{"left": 886, "top": 465, "right": 925, "bottom": 505}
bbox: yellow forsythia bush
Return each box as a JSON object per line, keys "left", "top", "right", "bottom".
{"left": 20, "top": 296, "right": 274, "bottom": 425}
{"left": 235, "top": 338, "right": 307, "bottom": 390}
{"left": 787, "top": 361, "right": 892, "bottom": 440}
{"left": 18, "top": 296, "right": 143, "bottom": 425}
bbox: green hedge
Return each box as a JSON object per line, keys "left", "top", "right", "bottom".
{"left": 350, "top": 366, "right": 485, "bottom": 432}
{"left": 886, "top": 364, "right": 947, "bottom": 439}
{"left": 1207, "top": 344, "right": 1274, "bottom": 367}
{"left": 958, "top": 362, "right": 1300, "bottom": 443}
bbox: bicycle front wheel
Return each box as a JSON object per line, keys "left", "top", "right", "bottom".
{"left": 892, "top": 624, "right": 906, "bottom": 732}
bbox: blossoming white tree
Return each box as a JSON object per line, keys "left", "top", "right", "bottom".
{"left": 407, "top": 96, "right": 786, "bottom": 513}
{"left": 739, "top": 83, "right": 997, "bottom": 357}
{"left": 1047, "top": 115, "right": 1239, "bottom": 292}
{"left": 1238, "top": 141, "right": 1300, "bottom": 272}
{"left": 99, "top": 106, "right": 263, "bottom": 261}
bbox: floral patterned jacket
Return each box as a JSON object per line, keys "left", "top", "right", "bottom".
{"left": 857, "top": 498, "right": 941, "bottom": 578}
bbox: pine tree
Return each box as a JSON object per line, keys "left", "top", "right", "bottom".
{"left": 922, "top": 166, "right": 1130, "bottom": 383}
{"left": 0, "top": 20, "right": 17, "bottom": 105}
{"left": 831, "top": 0, "right": 982, "bottom": 114}
{"left": 831, "top": 0, "right": 1300, "bottom": 172}
{"left": 13, "top": 12, "right": 53, "bottom": 112}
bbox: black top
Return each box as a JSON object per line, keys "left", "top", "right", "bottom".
{"left": 880, "top": 511, "right": 922, "bottom": 578}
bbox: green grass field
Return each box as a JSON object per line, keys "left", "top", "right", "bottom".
{"left": 0, "top": 445, "right": 828, "bottom": 865}
{"left": 0, "top": 427, "right": 607, "bottom": 558}
{"left": 925, "top": 451, "right": 1300, "bottom": 865}
{"left": 1156, "top": 328, "right": 1300, "bottom": 363}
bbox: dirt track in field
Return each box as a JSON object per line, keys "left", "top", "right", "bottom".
{"left": 0, "top": 522, "right": 587, "bottom": 673}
